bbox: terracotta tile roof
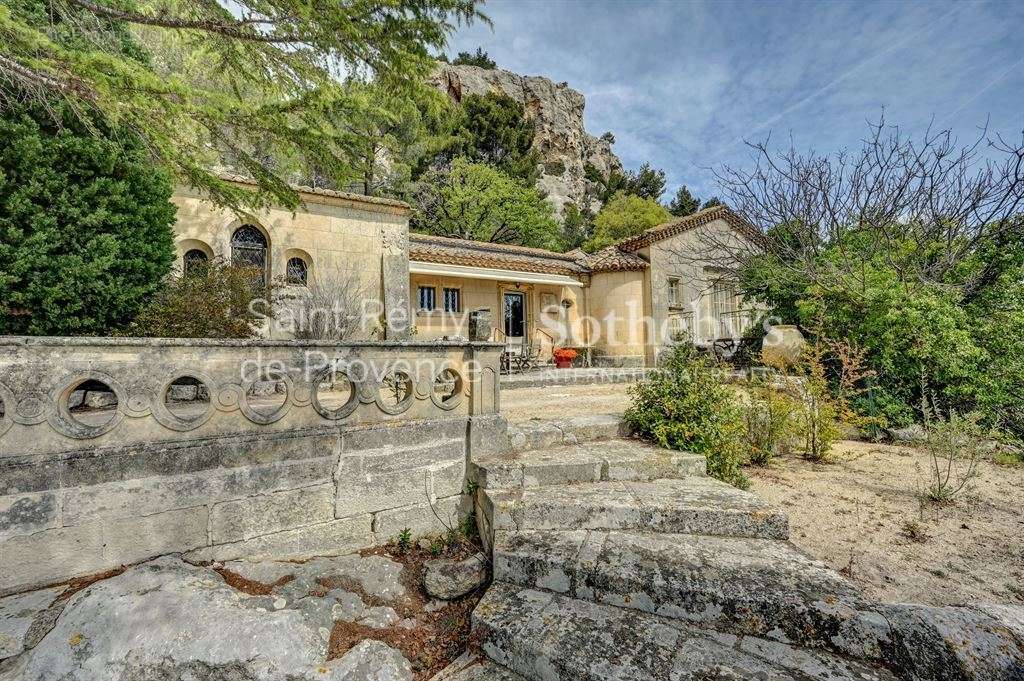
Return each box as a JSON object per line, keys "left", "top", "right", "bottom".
{"left": 581, "top": 245, "right": 649, "bottom": 272}
{"left": 218, "top": 174, "right": 411, "bottom": 213}
{"left": 615, "top": 204, "right": 761, "bottom": 252}
{"left": 409, "top": 233, "right": 587, "bottom": 276}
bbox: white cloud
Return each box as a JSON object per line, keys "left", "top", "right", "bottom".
{"left": 446, "top": 0, "right": 1024, "bottom": 200}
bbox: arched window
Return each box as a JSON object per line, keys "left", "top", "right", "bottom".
{"left": 286, "top": 257, "right": 308, "bottom": 286}
{"left": 183, "top": 249, "right": 208, "bottom": 276}
{"left": 231, "top": 225, "right": 268, "bottom": 287}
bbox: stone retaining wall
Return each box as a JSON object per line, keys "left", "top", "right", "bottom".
{"left": 0, "top": 338, "right": 505, "bottom": 594}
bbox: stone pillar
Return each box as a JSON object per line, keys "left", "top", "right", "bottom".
{"left": 379, "top": 226, "right": 411, "bottom": 339}
{"left": 468, "top": 309, "right": 493, "bottom": 342}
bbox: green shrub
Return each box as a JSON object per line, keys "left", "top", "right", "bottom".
{"left": 795, "top": 351, "right": 840, "bottom": 462}
{"left": 123, "top": 259, "right": 268, "bottom": 338}
{"left": 0, "top": 105, "right": 176, "bottom": 335}
{"left": 921, "top": 411, "right": 984, "bottom": 503}
{"left": 742, "top": 382, "right": 798, "bottom": 466}
{"left": 625, "top": 344, "right": 748, "bottom": 488}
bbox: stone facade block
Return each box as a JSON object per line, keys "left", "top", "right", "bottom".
{"left": 209, "top": 483, "right": 335, "bottom": 544}
{"left": 0, "top": 491, "right": 59, "bottom": 541}
{"left": 62, "top": 457, "right": 334, "bottom": 526}
{"left": 371, "top": 494, "right": 465, "bottom": 540}
{"left": 102, "top": 507, "right": 209, "bottom": 567}
{"left": 357, "top": 439, "right": 465, "bottom": 475}
{"left": 335, "top": 466, "right": 432, "bottom": 518}
{"left": 467, "top": 414, "right": 510, "bottom": 459}
{"left": 187, "top": 514, "right": 373, "bottom": 563}
{"left": 1, "top": 524, "right": 106, "bottom": 594}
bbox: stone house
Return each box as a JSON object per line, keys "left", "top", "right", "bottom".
{"left": 171, "top": 176, "right": 758, "bottom": 366}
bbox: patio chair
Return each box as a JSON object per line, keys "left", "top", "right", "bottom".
{"left": 502, "top": 342, "right": 524, "bottom": 374}
{"left": 519, "top": 341, "right": 542, "bottom": 372}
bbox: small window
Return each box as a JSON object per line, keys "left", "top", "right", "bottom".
{"left": 418, "top": 286, "right": 436, "bottom": 312}
{"left": 443, "top": 287, "right": 461, "bottom": 313}
{"left": 183, "top": 249, "right": 208, "bottom": 275}
{"left": 667, "top": 277, "right": 680, "bottom": 306}
{"left": 286, "top": 257, "right": 308, "bottom": 285}
{"left": 231, "top": 225, "right": 268, "bottom": 288}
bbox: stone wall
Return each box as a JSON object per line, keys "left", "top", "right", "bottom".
{"left": 0, "top": 337, "right": 504, "bottom": 594}
{"left": 172, "top": 184, "right": 412, "bottom": 339}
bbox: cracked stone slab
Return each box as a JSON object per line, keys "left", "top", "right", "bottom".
{"left": 492, "top": 529, "right": 889, "bottom": 658}
{"left": 875, "top": 602, "right": 1024, "bottom": 680}
{"left": 6, "top": 556, "right": 407, "bottom": 681}
{"left": 226, "top": 552, "right": 407, "bottom": 606}
{"left": 0, "top": 586, "right": 65, "bottom": 660}
{"left": 481, "top": 477, "right": 788, "bottom": 539}
{"left": 429, "top": 652, "right": 525, "bottom": 680}
{"left": 474, "top": 582, "right": 896, "bottom": 681}
{"left": 471, "top": 439, "right": 704, "bottom": 490}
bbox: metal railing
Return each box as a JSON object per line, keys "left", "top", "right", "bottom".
{"left": 718, "top": 309, "right": 755, "bottom": 339}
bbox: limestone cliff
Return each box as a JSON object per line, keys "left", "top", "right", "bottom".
{"left": 429, "top": 64, "right": 622, "bottom": 216}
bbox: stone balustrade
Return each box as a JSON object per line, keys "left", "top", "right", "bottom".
{"left": 0, "top": 337, "right": 501, "bottom": 458}
{"left": 0, "top": 337, "right": 505, "bottom": 594}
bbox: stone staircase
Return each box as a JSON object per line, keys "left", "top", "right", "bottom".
{"left": 449, "top": 418, "right": 900, "bottom": 680}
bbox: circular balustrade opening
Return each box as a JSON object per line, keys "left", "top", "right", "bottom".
{"left": 245, "top": 372, "right": 288, "bottom": 417}
{"left": 377, "top": 371, "right": 413, "bottom": 412}
{"left": 433, "top": 369, "right": 462, "bottom": 406}
{"left": 164, "top": 375, "right": 212, "bottom": 422}
{"left": 316, "top": 370, "right": 356, "bottom": 412}
{"left": 67, "top": 378, "right": 118, "bottom": 428}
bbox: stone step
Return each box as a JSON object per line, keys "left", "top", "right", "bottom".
{"left": 479, "top": 478, "right": 789, "bottom": 540}
{"left": 471, "top": 439, "right": 705, "bottom": 490}
{"left": 492, "top": 529, "right": 888, "bottom": 660}
{"left": 505, "top": 414, "right": 630, "bottom": 454}
{"left": 474, "top": 582, "right": 897, "bottom": 680}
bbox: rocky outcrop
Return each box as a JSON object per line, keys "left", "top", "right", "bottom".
{"left": 429, "top": 64, "right": 622, "bottom": 216}
{"left": 3, "top": 555, "right": 414, "bottom": 681}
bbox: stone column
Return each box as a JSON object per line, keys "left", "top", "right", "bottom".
{"left": 379, "top": 227, "right": 410, "bottom": 339}
{"left": 468, "top": 309, "right": 493, "bottom": 342}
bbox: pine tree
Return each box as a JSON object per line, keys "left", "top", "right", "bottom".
{"left": 0, "top": 0, "right": 485, "bottom": 211}
{"left": 668, "top": 185, "right": 701, "bottom": 217}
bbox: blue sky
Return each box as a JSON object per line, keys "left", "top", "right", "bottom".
{"left": 445, "top": 0, "right": 1024, "bottom": 201}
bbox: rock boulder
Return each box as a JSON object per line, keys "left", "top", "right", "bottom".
{"left": 423, "top": 553, "right": 488, "bottom": 600}
{"left": 429, "top": 64, "right": 622, "bottom": 217}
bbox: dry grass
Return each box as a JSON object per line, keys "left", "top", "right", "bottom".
{"left": 325, "top": 542, "right": 487, "bottom": 679}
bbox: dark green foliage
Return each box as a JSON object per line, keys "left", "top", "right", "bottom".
{"left": 701, "top": 196, "right": 724, "bottom": 209}
{"left": 124, "top": 260, "right": 269, "bottom": 339}
{"left": 625, "top": 343, "right": 749, "bottom": 488}
{"left": 668, "top": 185, "right": 701, "bottom": 217}
{"left": 599, "top": 131, "right": 615, "bottom": 144}
{"left": 624, "top": 162, "right": 666, "bottom": 201}
{"left": 452, "top": 47, "right": 496, "bottom": 69}
{"left": 0, "top": 106, "right": 175, "bottom": 336}
{"left": 585, "top": 162, "right": 666, "bottom": 204}
{"left": 429, "top": 93, "right": 540, "bottom": 184}
{"left": 544, "top": 160, "right": 566, "bottom": 175}
{"left": 742, "top": 226, "right": 1024, "bottom": 440}
{"left": 3, "top": 0, "right": 485, "bottom": 211}
{"left": 561, "top": 203, "right": 593, "bottom": 251}
{"left": 411, "top": 159, "right": 562, "bottom": 249}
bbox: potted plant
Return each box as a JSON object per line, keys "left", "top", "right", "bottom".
{"left": 553, "top": 347, "right": 578, "bottom": 369}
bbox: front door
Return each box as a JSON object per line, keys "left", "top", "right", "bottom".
{"left": 503, "top": 292, "right": 526, "bottom": 344}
